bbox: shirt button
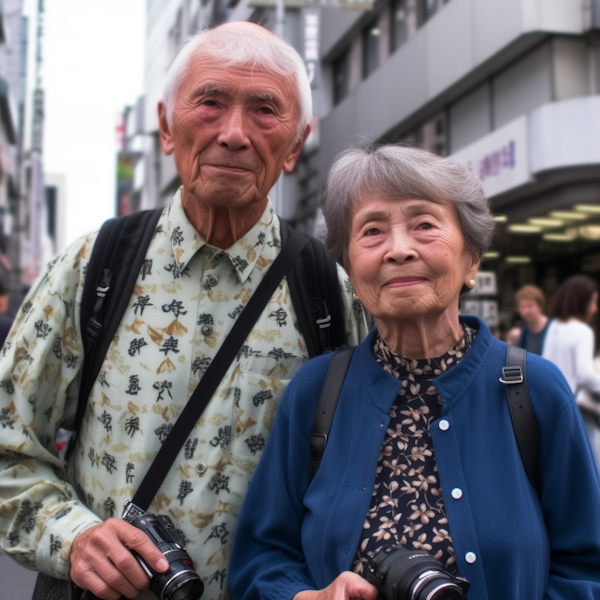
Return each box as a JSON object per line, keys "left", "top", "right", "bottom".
{"left": 439, "top": 419, "right": 450, "bottom": 431}
{"left": 465, "top": 552, "right": 477, "bottom": 564}
{"left": 201, "top": 324, "right": 213, "bottom": 336}
{"left": 206, "top": 275, "right": 219, "bottom": 287}
{"left": 195, "top": 463, "right": 207, "bottom": 475}
{"left": 451, "top": 488, "right": 463, "bottom": 500}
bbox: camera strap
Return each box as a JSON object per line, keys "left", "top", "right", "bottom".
{"left": 129, "top": 227, "right": 308, "bottom": 511}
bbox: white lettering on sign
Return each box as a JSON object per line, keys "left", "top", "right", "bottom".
{"left": 451, "top": 116, "right": 531, "bottom": 198}
{"left": 304, "top": 11, "right": 320, "bottom": 88}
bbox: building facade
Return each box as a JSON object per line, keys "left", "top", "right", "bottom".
{"left": 316, "top": 0, "right": 600, "bottom": 332}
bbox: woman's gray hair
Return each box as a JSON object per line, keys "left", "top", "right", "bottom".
{"left": 162, "top": 25, "right": 312, "bottom": 144}
{"left": 323, "top": 145, "right": 494, "bottom": 268}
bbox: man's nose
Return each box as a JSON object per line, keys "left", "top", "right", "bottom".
{"left": 216, "top": 108, "right": 250, "bottom": 150}
{"left": 384, "top": 230, "right": 418, "bottom": 263}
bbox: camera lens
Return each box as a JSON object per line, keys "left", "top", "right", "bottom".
{"left": 165, "top": 575, "right": 204, "bottom": 600}
{"left": 366, "top": 545, "right": 469, "bottom": 600}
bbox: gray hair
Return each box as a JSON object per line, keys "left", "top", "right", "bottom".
{"left": 323, "top": 145, "right": 494, "bottom": 268}
{"left": 162, "top": 25, "right": 312, "bottom": 144}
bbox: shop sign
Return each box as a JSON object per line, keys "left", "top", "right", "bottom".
{"left": 303, "top": 8, "right": 320, "bottom": 89}
{"left": 472, "top": 271, "right": 497, "bottom": 296}
{"left": 450, "top": 116, "right": 531, "bottom": 198}
{"left": 461, "top": 300, "right": 499, "bottom": 327}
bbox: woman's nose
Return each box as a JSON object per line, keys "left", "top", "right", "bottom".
{"left": 384, "top": 232, "right": 417, "bottom": 263}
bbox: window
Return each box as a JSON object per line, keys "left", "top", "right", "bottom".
{"left": 417, "top": 0, "right": 451, "bottom": 26}
{"left": 390, "top": 0, "right": 418, "bottom": 52}
{"left": 419, "top": 112, "right": 447, "bottom": 156}
{"left": 333, "top": 49, "right": 351, "bottom": 105}
{"left": 362, "top": 19, "right": 381, "bottom": 79}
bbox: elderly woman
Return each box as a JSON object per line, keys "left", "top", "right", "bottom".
{"left": 229, "top": 146, "right": 600, "bottom": 600}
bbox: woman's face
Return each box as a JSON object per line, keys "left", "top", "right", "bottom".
{"left": 346, "top": 196, "right": 479, "bottom": 323}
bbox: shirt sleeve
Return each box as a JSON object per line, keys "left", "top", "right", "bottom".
{"left": 336, "top": 265, "right": 373, "bottom": 346}
{"left": 572, "top": 325, "right": 600, "bottom": 396}
{"left": 542, "top": 399, "right": 600, "bottom": 599}
{"left": 0, "top": 233, "right": 103, "bottom": 579}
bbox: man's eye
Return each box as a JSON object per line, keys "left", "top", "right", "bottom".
{"left": 259, "top": 106, "right": 274, "bottom": 115}
{"left": 202, "top": 99, "right": 218, "bottom": 107}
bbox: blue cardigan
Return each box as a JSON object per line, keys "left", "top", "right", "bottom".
{"left": 229, "top": 316, "right": 600, "bottom": 600}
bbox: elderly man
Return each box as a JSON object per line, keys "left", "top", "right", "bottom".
{"left": 0, "top": 23, "right": 370, "bottom": 600}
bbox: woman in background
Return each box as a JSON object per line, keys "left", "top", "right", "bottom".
{"left": 543, "top": 274, "right": 600, "bottom": 472}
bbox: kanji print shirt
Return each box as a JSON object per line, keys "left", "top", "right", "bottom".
{"left": 0, "top": 188, "right": 371, "bottom": 600}
{"left": 352, "top": 324, "right": 476, "bottom": 576}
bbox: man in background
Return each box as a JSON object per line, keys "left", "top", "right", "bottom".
{"left": 516, "top": 285, "right": 551, "bottom": 355}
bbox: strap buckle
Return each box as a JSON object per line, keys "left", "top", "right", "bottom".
{"left": 96, "top": 284, "right": 110, "bottom": 298}
{"left": 316, "top": 315, "right": 331, "bottom": 329}
{"left": 499, "top": 365, "right": 523, "bottom": 384}
{"left": 86, "top": 319, "right": 102, "bottom": 344}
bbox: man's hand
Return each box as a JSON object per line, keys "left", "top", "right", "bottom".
{"left": 293, "top": 572, "right": 378, "bottom": 600}
{"left": 70, "top": 518, "right": 169, "bottom": 600}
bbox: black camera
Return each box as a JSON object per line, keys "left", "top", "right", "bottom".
{"left": 365, "top": 544, "right": 470, "bottom": 600}
{"left": 121, "top": 501, "right": 203, "bottom": 600}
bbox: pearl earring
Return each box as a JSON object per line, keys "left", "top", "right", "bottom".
{"left": 468, "top": 279, "right": 476, "bottom": 289}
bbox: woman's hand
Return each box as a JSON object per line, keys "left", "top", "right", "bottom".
{"left": 294, "top": 572, "right": 378, "bottom": 600}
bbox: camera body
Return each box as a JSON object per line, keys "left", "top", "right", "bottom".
{"left": 121, "top": 501, "right": 203, "bottom": 600}
{"left": 365, "top": 544, "right": 470, "bottom": 600}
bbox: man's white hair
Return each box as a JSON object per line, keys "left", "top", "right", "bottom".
{"left": 162, "top": 24, "right": 312, "bottom": 144}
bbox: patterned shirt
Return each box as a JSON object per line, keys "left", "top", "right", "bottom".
{"left": 353, "top": 324, "right": 475, "bottom": 576}
{"left": 0, "top": 189, "right": 370, "bottom": 600}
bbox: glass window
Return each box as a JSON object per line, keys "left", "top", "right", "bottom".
{"left": 417, "top": 0, "right": 451, "bottom": 26}
{"left": 415, "top": 112, "right": 447, "bottom": 156}
{"left": 333, "top": 49, "right": 351, "bottom": 105}
{"left": 390, "top": 0, "right": 418, "bottom": 52}
{"left": 362, "top": 19, "right": 381, "bottom": 79}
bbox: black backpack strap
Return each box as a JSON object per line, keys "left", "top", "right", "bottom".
{"left": 280, "top": 218, "right": 346, "bottom": 358}
{"left": 501, "top": 345, "right": 541, "bottom": 494}
{"left": 75, "top": 208, "right": 163, "bottom": 433}
{"left": 309, "top": 346, "right": 355, "bottom": 481}
{"left": 131, "top": 228, "right": 308, "bottom": 510}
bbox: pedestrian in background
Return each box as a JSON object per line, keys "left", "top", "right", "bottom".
{"left": 515, "top": 285, "right": 551, "bottom": 355}
{"left": 542, "top": 274, "right": 600, "bottom": 472}
{"left": 0, "top": 279, "right": 13, "bottom": 348}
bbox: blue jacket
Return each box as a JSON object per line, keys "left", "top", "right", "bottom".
{"left": 230, "top": 316, "right": 600, "bottom": 600}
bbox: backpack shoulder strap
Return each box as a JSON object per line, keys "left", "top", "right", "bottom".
{"left": 280, "top": 218, "right": 346, "bottom": 358}
{"left": 75, "top": 208, "right": 163, "bottom": 433}
{"left": 501, "top": 345, "right": 541, "bottom": 494}
{"left": 309, "top": 346, "right": 355, "bottom": 481}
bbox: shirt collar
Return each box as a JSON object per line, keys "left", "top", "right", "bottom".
{"left": 165, "top": 188, "right": 277, "bottom": 284}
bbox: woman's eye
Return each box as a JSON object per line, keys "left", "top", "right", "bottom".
{"left": 365, "top": 227, "right": 380, "bottom": 236}
{"left": 417, "top": 222, "right": 433, "bottom": 230}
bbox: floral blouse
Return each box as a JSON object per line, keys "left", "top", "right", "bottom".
{"left": 353, "top": 324, "right": 476, "bottom": 576}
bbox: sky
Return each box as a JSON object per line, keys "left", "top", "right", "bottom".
{"left": 23, "top": 0, "right": 146, "bottom": 247}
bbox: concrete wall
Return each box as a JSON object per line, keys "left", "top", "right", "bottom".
{"left": 319, "top": 0, "right": 587, "bottom": 182}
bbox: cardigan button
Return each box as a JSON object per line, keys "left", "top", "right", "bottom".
{"left": 465, "top": 552, "right": 477, "bottom": 564}
{"left": 195, "top": 462, "right": 207, "bottom": 475}
{"left": 451, "top": 488, "right": 463, "bottom": 500}
{"left": 439, "top": 419, "right": 450, "bottom": 431}
{"left": 201, "top": 324, "right": 213, "bottom": 336}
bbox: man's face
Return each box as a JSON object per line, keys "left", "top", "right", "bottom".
{"left": 159, "top": 54, "right": 308, "bottom": 210}
{"left": 517, "top": 299, "right": 542, "bottom": 326}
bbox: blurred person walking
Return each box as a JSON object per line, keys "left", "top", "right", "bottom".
{"left": 542, "top": 275, "right": 600, "bottom": 472}
{"left": 515, "top": 285, "right": 551, "bottom": 355}
{"left": 0, "top": 279, "right": 14, "bottom": 348}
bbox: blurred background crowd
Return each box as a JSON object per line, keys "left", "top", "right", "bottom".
{"left": 2, "top": 0, "right": 600, "bottom": 595}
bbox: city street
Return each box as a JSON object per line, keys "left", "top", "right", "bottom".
{"left": 0, "top": 551, "right": 38, "bottom": 599}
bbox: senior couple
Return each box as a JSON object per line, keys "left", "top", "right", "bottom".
{"left": 0, "top": 20, "right": 599, "bottom": 600}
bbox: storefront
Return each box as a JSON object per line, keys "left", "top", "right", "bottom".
{"left": 452, "top": 96, "right": 600, "bottom": 336}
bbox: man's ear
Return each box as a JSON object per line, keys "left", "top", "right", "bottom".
{"left": 282, "top": 125, "right": 311, "bottom": 174}
{"left": 158, "top": 102, "right": 175, "bottom": 156}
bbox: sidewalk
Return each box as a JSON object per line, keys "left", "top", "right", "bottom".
{"left": 0, "top": 551, "right": 38, "bottom": 599}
